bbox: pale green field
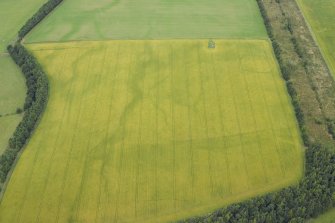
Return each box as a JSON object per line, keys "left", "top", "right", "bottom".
{"left": 297, "top": 0, "right": 335, "bottom": 78}
{"left": 26, "top": 0, "right": 267, "bottom": 43}
{"left": 0, "top": 115, "right": 23, "bottom": 155}
{"left": 0, "top": 0, "right": 46, "bottom": 52}
{"left": 0, "top": 56, "right": 26, "bottom": 115}
{"left": 0, "top": 56, "right": 26, "bottom": 155}
{"left": 0, "top": 40, "right": 303, "bottom": 223}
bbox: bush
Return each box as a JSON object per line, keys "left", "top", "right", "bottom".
{"left": 16, "top": 108, "right": 23, "bottom": 114}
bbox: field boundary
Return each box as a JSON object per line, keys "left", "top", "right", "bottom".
{"left": 0, "top": 44, "right": 49, "bottom": 201}
{"left": 0, "top": 0, "right": 62, "bottom": 201}
{"left": 23, "top": 37, "right": 270, "bottom": 50}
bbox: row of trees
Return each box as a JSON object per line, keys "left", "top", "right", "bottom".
{"left": 0, "top": 0, "right": 61, "bottom": 192}
{"left": 18, "top": 0, "right": 63, "bottom": 39}
{"left": 0, "top": 44, "right": 48, "bottom": 187}
{"left": 180, "top": 0, "right": 335, "bottom": 222}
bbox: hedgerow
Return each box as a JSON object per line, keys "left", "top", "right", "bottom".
{"left": 0, "top": 43, "right": 48, "bottom": 188}
{"left": 0, "top": 0, "right": 62, "bottom": 193}
{"left": 18, "top": 0, "right": 63, "bottom": 39}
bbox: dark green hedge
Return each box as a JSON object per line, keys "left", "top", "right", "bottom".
{"left": 0, "top": 44, "right": 48, "bottom": 185}
{"left": 0, "top": 0, "right": 61, "bottom": 193}
{"left": 18, "top": 0, "right": 63, "bottom": 39}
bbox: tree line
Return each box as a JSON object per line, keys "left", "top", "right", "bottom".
{"left": 0, "top": 0, "right": 62, "bottom": 192}
{"left": 0, "top": 43, "right": 48, "bottom": 189}
{"left": 18, "top": 0, "right": 63, "bottom": 39}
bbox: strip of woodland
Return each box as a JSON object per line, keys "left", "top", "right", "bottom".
{"left": 18, "top": 0, "right": 63, "bottom": 39}
{"left": 0, "top": 0, "right": 63, "bottom": 193}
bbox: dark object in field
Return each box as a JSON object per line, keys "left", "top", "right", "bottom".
{"left": 208, "top": 39, "right": 216, "bottom": 49}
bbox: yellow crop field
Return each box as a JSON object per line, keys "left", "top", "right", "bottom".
{"left": 0, "top": 40, "right": 303, "bottom": 223}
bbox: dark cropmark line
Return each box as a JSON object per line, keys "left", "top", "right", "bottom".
{"left": 98, "top": 44, "right": 121, "bottom": 223}
{"left": 184, "top": 45, "right": 195, "bottom": 202}
{"left": 134, "top": 44, "right": 150, "bottom": 218}
{"left": 237, "top": 45, "right": 270, "bottom": 185}
{"left": 27, "top": 37, "right": 269, "bottom": 46}
{"left": 154, "top": 48, "right": 160, "bottom": 217}
{"left": 54, "top": 48, "right": 93, "bottom": 223}
{"left": 233, "top": 46, "right": 260, "bottom": 191}
{"left": 134, "top": 44, "right": 145, "bottom": 218}
{"left": 210, "top": 52, "right": 233, "bottom": 196}
{"left": 85, "top": 44, "right": 114, "bottom": 221}
{"left": 169, "top": 43, "right": 177, "bottom": 212}
{"left": 88, "top": 46, "right": 113, "bottom": 223}
{"left": 14, "top": 50, "right": 69, "bottom": 223}
{"left": 223, "top": 44, "right": 250, "bottom": 192}
{"left": 246, "top": 44, "right": 287, "bottom": 178}
{"left": 72, "top": 46, "right": 107, "bottom": 221}
{"left": 92, "top": 46, "right": 112, "bottom": 222}
{"left": 196, "top": 43, "right": 215, "bottom": 195}
{"left": 113, "top": 46, "right": 134, "bottom": 223}
{"left": 256, "top": 43, "right": 298, "bottom": 177}
{"left": 35, "top": 48, "right": 79, "bottom": 223}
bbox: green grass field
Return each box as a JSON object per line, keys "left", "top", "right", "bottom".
{"left": 297, "top": 0, "right": 335, "bottom": 78}
{"left": 0, "top": 0, "right": 46, "bottom": 52}
{"left": 0, "top": 55, "right": 26, "bottom": 154}
{"left": 0, "top": 40, "right": 303, "bottom": 223}
{"left": 0, "top": 56, "right": 26, "bottom": 115}
{"left": 0, "top": 115, "right": 23, "bottom": 155}
{"left": 26, "top": 0, "right": 267, "bottom": 43}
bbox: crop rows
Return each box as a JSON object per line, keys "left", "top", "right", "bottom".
{"left": 0, "top": 40, "right": 303, "bottom": 223}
